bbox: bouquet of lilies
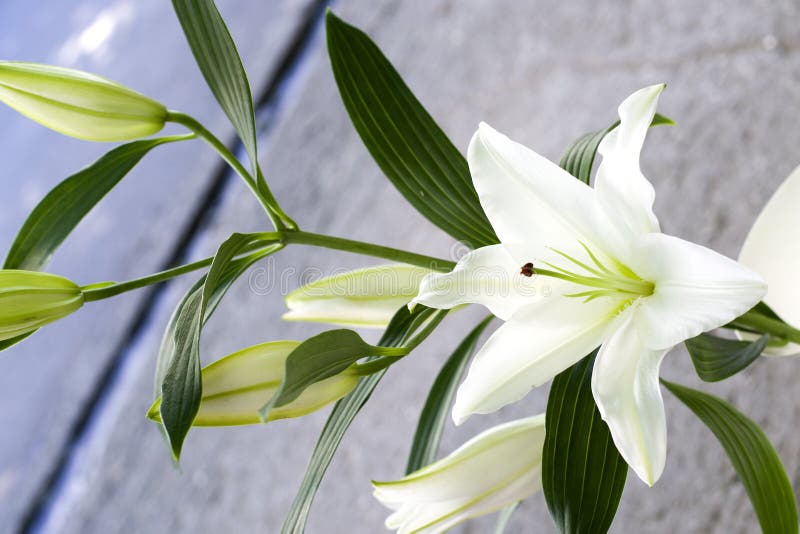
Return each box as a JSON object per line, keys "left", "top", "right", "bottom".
{"left": 1, "top": 2, "right": 798, "bottom": 533}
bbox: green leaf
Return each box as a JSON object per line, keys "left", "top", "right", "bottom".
{"left": 156, "top": 233, "right": 277, "bottom": 458}
{"left": 663, "top": 380, "right": 798, "bottom": 534}
{"left": 542, "top": 351, "right": 628, "bottom": 534}
{"left": 260, "top": 329, "right": 389, "bottom": 418}
{"left": 4, "top": 135, "right": 190, "bottom": 271}
{"left": 405, "top": 315, "right": 492, "bottom": 473}
{"left": 0, "top": 332, "right": 33, "bottom": 352}
{"left": 172, "top": 0, "right": 258, "bottom": 175}
{"left": 558, "top": 114, "right": 673, "bottom": 185}
{"left": 685, "top": 333, "right": 768, "bottom": 382}
{"left": 280, "top": 305, "right": 448, "bottom": 534}
{"left": 325, "top": 11, "right": 497, "bottom": 249}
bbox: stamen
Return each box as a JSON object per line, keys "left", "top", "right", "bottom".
{"left": 533, "top": 244, "right": 655, "bottom": 301}
{"left": 520, "top": 262, "right": 535, "bottom": 277}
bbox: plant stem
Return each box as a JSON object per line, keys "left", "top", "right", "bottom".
{"left": 278, "top": 231, "right": 456, "bottom": 272}
{"left": 80, "top": 242, "right": 280, "bottom": 302}
{"left": 352, "top": 355, "right": 405, "bottom": 376}
{"left": 729, "top": 310, "right": 800, "bottom": 344}
{"left": 81, "top": 231, "right": 453, "bottom": 302}
{"left": 166, "top": 111, "right": 290, "bottom": 230}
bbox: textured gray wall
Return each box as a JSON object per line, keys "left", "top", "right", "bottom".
{"left": 2, "top": 1, "right": 800, "bottom": 533}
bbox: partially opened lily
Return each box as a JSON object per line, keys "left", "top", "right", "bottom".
{"left": 412, "top": 84, "right": 766, "bottom": 485}
{"left": 738, "top": 164, "right": 800, "bottom": 356}
{"left": 373, "top": 415, "right": 545, "bottom": 534}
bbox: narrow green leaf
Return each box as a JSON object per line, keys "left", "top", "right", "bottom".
{"left": 558, "top": 114, "right": 672, "bottom": 185}
{"left": 325, "top": 11, "right": 498, "bottom": 249}
{"left": 4, "top": 135, "right": 190, "bottom": 271}
{"left": 663, "top": 380, "right": 798, "bottom": 534}
{"left": 261, "top": 329, "right": 383, "bottom": 418}
{"left": 405, "top": 315, "right": 492, "bottom": 473}
{"left": 156, "top": 233, "right": 276, "bottom": 458}
{"left": 543, "top": 351, "right": 628, "bottom": 534}
{"left": 0, "top": 332, "right": 33, "bottom": 352}
{"left": 686, "top": 333, "right": 768, "bottom": 382}
{"left": 280, "top": 305, "right": 448, "bottom": 534}
{"left": 172, "top": 0, "right": 258, "bottom": 174}
{"left": 494, "top": 503, "right": 520, "bottom": 534}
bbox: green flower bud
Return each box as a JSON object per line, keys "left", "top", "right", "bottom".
{"left": 0, "top": 270, "right": 84, "bottom": 341}
{"left": 283, "top": 264, "right": 433, "bottom": 329}
{"left": 148, "top": 341, "right": 359, "bottom": 426}
{"left": 0, "top": 61, "right": 167, "bottom": 141}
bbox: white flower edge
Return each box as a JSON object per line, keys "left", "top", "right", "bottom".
{"left": 738, "top": 164, "right": 800, "bottom": 355}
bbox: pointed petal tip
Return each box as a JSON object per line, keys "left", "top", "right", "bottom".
{"left": 451, "top": 405, "right": 469, "bottom": 427}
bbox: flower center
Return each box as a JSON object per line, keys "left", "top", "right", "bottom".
{"left": 522, "top": 243, "right": 654, "bottom": 302}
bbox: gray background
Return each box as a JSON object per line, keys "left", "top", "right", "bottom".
{"left": 1, "top": 1, "right": 799, "bottom": 533}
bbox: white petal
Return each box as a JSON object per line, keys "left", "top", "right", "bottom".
{"left": 630, "top": 233, "right": 766, "bottom": 350}
{"left": 592, "top": 305, "right": 668, "bottom": 486}
{"left": 411, "top": 245, "right": 541, "bottom": 320}
{"left": 373, "top": 416, "right": 545, "bottom": 533}
{"left": 452, "top": 292, "right": 625, "bottom": 424}
{"left": 283, "top": 264, "right": 431, "bottom": 328}
{"left": 739, "top": 164, "right": 800, "bottom": 356}
{"left": 595, "top": 84, "right": 664, "bottom": 237}
{"left": 468, "top": 123, "right": 607, "bottom": 253}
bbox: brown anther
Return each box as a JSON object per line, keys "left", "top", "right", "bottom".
{"left": 520, "top": 262, "right": 535, "bottom": 277}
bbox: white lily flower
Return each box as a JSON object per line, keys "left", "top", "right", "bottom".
{"left": 739, "top": 164, "right": 800, "bottom": 356}
{"left": 283, "top": 264, "right": 432, "bottom": 329}
{"left": 373, "top": 415, "right": 545, "bottom": 534}
{"left": 412, "top": 84, "right": 766, "bottom": 485}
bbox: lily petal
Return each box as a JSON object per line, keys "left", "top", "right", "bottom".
{"left": 630, "top": 233, "right": 766, "bottom": 350}
{"left": 452, "top": 292, "right": 625, "bottom": 424}
{"left": 739, "top": 164, "right": 800, "bottom": 355}
{"left": 595, "top": 84, "right": 665, "bottom": 237}
{"left": 592, "top": 304, "right": 668, "bottom": 486}
{"left": 468, "top": 123, "right": 606, "bottom": 253}
{"left": 373, "top": 415, "right": 545, "bottom": 534}
{"left": 412, "top": 245, "right": 540, "bottom": 320}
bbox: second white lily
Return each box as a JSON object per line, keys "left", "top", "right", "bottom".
{"left": 413, "top": 84, "right": 766, "bottom": 485}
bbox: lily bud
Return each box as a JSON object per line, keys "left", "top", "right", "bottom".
{"left": 148, "top": 341, "right": 358, "bottom": 426}
{"left": 739, "top": 164, "right": 800, "bottom": 355}
{"left": 372, "top": 415, "right": 546, "bottom": 533}
{"left": 0, "top": 270, "right": 84, "bottom": 341}
{"left": 283, "top": 264, "right": 432, "bottom": 329}
{"left": 0, "top": 61, "right": 167, "bottom": 141}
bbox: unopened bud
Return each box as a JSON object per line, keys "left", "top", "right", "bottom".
{"left": 0, "top": 61, "right": 167, "bottom": 141}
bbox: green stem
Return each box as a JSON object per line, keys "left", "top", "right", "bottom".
{"left": 81, "top": 242, "right": 280, "bottom": 302}
{"left": 256, "top": 165, "right": 297, "bottom": 230}
{"left": 728, "top": 310, "right": 800, "bottom": 344}
{"left": 352, "top": 355, "right": 405, "bottom": 376}
{"left": 278, "top": 230, "right": 456, "bottom": 272}
{"left": 166, "top": 111, "right": 289, "bottom": 230}
{"left": 81, "top": 231, "right": 452, "bottom": 302}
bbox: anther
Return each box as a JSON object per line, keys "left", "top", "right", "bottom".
{"left": 520, "top": 262, "right": 535, "bottom": 277}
